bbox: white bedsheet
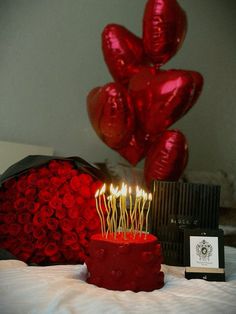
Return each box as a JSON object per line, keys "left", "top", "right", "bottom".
{"left": 0, "top": 246, "right": 236, "bottom": 314}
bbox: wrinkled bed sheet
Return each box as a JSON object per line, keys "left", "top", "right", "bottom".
{"left": 0, "top": 246, "right": 236, "bottom": 314}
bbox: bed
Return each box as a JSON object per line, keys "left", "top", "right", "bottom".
{"left": 0, "top": 246, "right": 235, "bottom": 314}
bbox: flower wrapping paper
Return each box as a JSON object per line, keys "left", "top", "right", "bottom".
{"left": 0, "top": 155, "right": 106, "bottom": 265}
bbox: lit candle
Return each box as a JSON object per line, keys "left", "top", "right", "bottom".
{"left": 145, "top": 193, "right": 152, "bottom": 239}
{"left": 95, "top": 189, "right": 105, "bottom": 236}
{"left": 139, "top": 191, "right": 147, "bottom": 236}
{"left": 110, "top": 184, "right": 118, "bottom": 238}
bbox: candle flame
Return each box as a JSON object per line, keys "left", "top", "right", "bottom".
{"left": 136, "top": 186, "right": 142, "bottom": 198}
{"left": 121, "top": 183, "right": 127, "bottom": 197}
{"left": 100, "top": 183, "right": 106, "bottom": 195}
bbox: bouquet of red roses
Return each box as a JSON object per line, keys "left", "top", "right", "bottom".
{"left": 0, "top": 156, "right": 106, "bottom": 265}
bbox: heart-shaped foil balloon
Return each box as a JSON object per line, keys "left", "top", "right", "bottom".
{"left": 117, "top": 133, "right": 147, "bottom": 166}
{"left": 144, "top": 129, "right": 188, "bottom": 188}
{"left": 87, "top": 82, "right": 134, "bottom": 149}
{"left": 183, "top": 70, "right": 204, "bottom": 116}
{"left": 102, "top": 24, "right": 146, "bottom": 85}
{"left": 129, "top": 67, "right": 203, "bottom": 143}
{"left": 143, "top": 0, "right": 187, "bottom": 67}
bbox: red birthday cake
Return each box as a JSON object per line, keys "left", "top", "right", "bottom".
{"left": 86, "top": 183, "right": 164, "bottom": 292}
{"left": 86, "top": 232, "right": 164, "bottom": 292}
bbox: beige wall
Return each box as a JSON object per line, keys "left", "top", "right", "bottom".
{"left": 0, "top": 0, "right": 235, "bottom": 177}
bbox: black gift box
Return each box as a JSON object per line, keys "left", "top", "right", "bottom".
{"left": 151, "top": 181, "right": 221, "bottom": 266}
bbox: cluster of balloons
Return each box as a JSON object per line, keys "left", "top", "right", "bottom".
{"left": 87, "top": 0, "right": 203, "bottom": 188}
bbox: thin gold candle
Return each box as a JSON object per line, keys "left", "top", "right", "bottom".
{"left": 95, "top": 189, "right": 104, "bottom": 236}
{"left": 145, "top": 193, "right": 152, "bottom": 239}
{"left": 139, "top": 191, "right": 147, "bottom": 236}
{"left": 110, "top": 184, "right": 118, "bottom": 238}
{"left": 99, "top": 186, "right": 106, "bottom": 236}
{"left": 106, "top": 195, "right": 113, "bottom": 235}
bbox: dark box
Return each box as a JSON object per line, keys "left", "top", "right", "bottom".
{"left": 151, "top": 181, "right": 220, "bottom": 266}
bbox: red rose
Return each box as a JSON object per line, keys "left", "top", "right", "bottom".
{"left": 61, "top": 247, "right": 75, "bottom": 261}
{"left": 48, "top": 160, "right": 61, "bottom": 171}
{"left": 55, "top": 208, "right": 66, "bottom": 219}
{"left": 38, "top": 190, "right": 51, "bottom": 202}
{"left": 18, "top": 251, "right": 32, "bottom": 262}
{"left": 33, "top": 212, "right": 47, "bottom": 227}
{"left": 33, "top": 227, "right": 46, "bottom": 240}
{"left": 50, "top": 177, "right": 64, "bottom": 188}
{"left": 63, "top": 193, "right": 75, "bottom": 208}
{"left": 87, "top": 198, "right": 96, "bottom": 208}
{"left": 30, "top": 202, "right": 41, "bottom": 214}
{"left": 68, "top": 207, "right": 79, "bottom": 219}
{"left": 23, "top": 223, "right": 33, "bottom": 234}
{"left": 49, "top": 252, "right": 63, "bottom": 263}
{"left": 60, "top": 218, "right": 73, "bottom": 232}
{"left": 18, "top": 212, "right": 31, "bottom": 224}
{"left": 27, "top": 172, "right": 38, "bottom": 185}
{"left": 84, "top": 208, "right": 96, "bottom": 222}
{"left": 14, "top": 198, "right": 27, "bottom": 211}
{"left": 79, "top": 186, "right": 91, "bottom": 199}
{"left": 68, "top": 169, "right": 78, "bottom": 177}
{"left": 38, "top": 167, "right": 50, "bottom": 177}
{"left": 63, "top": 232, "right": 78, "bottom": 245}
{"left": 52, "top": 231, "right": 62, "bottom": 241}
{"left": 59, "top": 184, "right": 71, "bottom": 195}
{"left": 36, "top": 178, "right": 50, "bottom": 189}
{"left": 35, "top": 238, "right": 48, "bottom": 249}
{"left": 21, "top": 241, "right": 34, "bottom": 253}
{"left": 78, "top": 174, "right": 93, "bottom": 185}
{"left": 70, "top": 242, "right": 80, "bottom": 250}
{"left": 75, "top": 218, "right": 86, "bottom": 233}
{"left": 87, "top": 218, "right": 100, "bottom": 231}
{"left": 58, "top": 167, "right": 71, "bottom": 177}
{"left": 70, "top": 176, "right": 81, "bottom": 191}
{"left": 75, "top": 196, "right": 84, "bottom": 206}
{"left": 16, "top": 177, "right": 28, "bottom": 192}
{"left": 78, "top": 236, "right": 88, "bottom": 247}
{"left": 44, "top": 242, "right": 58, "bottom": 256}
{"left": 49, "top": 196, "right": 63, "bottom": 210}
{"left": 24, "top": 188, "right": 37, "bottom": 201}
{"left": 47, "top": 218, "right": 59, "bottom": 231}
{"left": 40, "top": 206, "right": 54, "bottom": 217}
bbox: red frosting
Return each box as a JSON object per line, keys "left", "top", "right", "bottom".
{"left": 86, "top": 232, "right": 164, "bottom": 292}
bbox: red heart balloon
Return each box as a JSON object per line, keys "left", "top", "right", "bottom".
{"left": 129, "top": 67, "right": 203, "bottom": 143}
{"left": 144, "top": 129, "right": 188, "bottom": 188}
{"left": 117, "top": 134, "right": 147, "bottom": 166}
{"left": 87, "top": 82, "right": 134, "bottom": 149}
{"left": 183, "top": 70, "right": 204, "bottom": 115}
{"left": 143, "top": 0, "right": 187, "bottom": 66}
{"left": 102, "top": 24, "right": 146, "bottom": 85}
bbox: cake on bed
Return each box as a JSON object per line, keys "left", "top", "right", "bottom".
{"left": 86, "top": 232, "right": 164, "bottom": 292}
{"left": 85, "top": 183, "right": 164, "bottom": 292}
